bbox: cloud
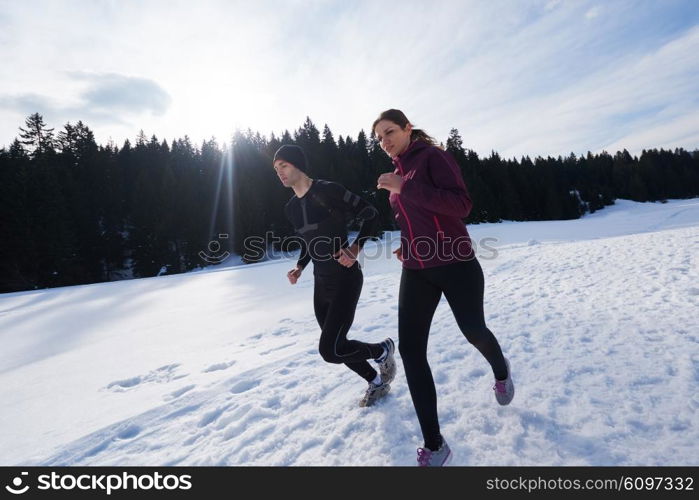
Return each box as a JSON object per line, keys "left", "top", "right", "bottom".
{"left": 67, "top": 71, "right": 171, "bottom": 116}
{"left": 0, "top": 93, "right": 56, "bottom": 115}
{"left": 585, "top": 6, "right": 601, "bottom": 19}
{"left": 604, "top": 113, "right": 699, "bottom": 155}
{"left": 0, "top": 72, "right": 171, "bottom": 133}
{"left": 545, "top": 0, "right": 562, "bottom": 11}
{"left": 458, "top": 23, "right": 699, "bottom": 158}
{"left": 1, "top": 0, "right": 697, "bottom": 155}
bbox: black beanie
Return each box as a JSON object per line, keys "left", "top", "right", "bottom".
{"left": 273, "top": 144, "right": 308, "bottom": 174}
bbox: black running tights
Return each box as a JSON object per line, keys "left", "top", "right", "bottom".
{"left": 314, "top": 265, "right": 384, "bottom": 382}
{"left": 398, "top": 258, "right": 507, "bottom": 450}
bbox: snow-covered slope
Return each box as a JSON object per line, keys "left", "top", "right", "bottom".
{"left": 1, "top": 199, "right": 697, "bottom": 466}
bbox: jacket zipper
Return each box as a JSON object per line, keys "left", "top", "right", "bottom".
{"left": 433, "top": 215, "right": 443, "bottom": 238}
{"left": 394, "top": 156, "right": 425, "bottom": 269}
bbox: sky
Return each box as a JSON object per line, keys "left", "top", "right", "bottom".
{"left": 1, "top": 0, "right": 698, "bottom": 159}
{"left": 1, "top": 198, "right": 698, "bottom": 465}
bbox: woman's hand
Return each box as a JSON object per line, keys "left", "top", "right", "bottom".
{"left": 393, "top": 247, "right": 403, "bottom": 262}
{"left": 334, "top": 244, "right": 359, "bottom": 268}
{"left": 287, "top": 266, "right": 303, "bottom": 284}
{"left": 377, "top": 173, "right": 403, "bottom": 194}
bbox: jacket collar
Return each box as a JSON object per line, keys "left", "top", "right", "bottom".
{"left": 393, "top": 139, "right": 429, "bottom": 163}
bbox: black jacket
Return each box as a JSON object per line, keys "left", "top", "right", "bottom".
{"left": 285, "top": 179, "right": 379, "bottom": 275}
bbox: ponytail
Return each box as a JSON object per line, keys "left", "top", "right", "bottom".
{"left": 410, "top": 128, "right": 439, "bottom": 147}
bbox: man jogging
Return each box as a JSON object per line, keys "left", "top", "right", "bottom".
{"left": 274, "top": 144, "right": 396, "bottom": 407}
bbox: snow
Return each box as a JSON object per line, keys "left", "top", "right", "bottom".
{"left": 0, "top": 199, "right": 697, "bottom": 466}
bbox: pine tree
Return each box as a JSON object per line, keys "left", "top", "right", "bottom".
{"left": 446, "top": 128, "right": 464, "bottom": 156}
{"left": 0, "top": 140, "right": 36, "bottom": 291}
{"left": 320, "top": 124, "right": 338, "bottom": 180}
{"left": 4, "top": 113, "right": 699, "bottom": 292}
{"left": 57, "top": 120, "right": 97, "bottom": 162}
{"left": 18, "top": 113, "right": 55, "bottom": 158}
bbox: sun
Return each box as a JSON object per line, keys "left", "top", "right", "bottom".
{"left": 167, "top": 73, "right": 280, "bottom": 145}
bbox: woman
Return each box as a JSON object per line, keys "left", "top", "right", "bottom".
{"left": 373, "top": 109, "right": 514, "bottom": 466}
{"left": 273, "top": 144, "right": 396, "bottom": 407}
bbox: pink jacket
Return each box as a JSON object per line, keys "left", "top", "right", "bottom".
{"left": 389, "top": 140, "right": 475, "bottom": 270}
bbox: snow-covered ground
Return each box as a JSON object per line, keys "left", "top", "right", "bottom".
{"left": 0, "top": 199, "right": 697, "bottom": 466}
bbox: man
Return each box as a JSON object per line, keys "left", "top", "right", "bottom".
{"left": 273, "top": 144, "right": 395, "bottom": 407}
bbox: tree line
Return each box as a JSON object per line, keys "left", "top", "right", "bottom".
{"left": 1, "top": 112, "right": 697, "bottom": 293}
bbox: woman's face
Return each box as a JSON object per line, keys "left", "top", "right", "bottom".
{"left": 374, "top": 119, "right": 412, "bottom": 158}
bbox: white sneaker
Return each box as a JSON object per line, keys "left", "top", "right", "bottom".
{"left": 359, "top": 381, "right": 391, "bottom": 407}
{"left": 375, "top": 338, "right": 396, "bottom": 384}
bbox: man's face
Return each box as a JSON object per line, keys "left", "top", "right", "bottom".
{"left": 273, "top": 159, "right": 302, "bottom": 187}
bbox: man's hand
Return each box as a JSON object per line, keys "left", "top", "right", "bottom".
{"left": 393, "top": 246, "right": 404, "bottom": 262}
{"left": 287, "top": 266, "right": 303, "bottom": 284}
{"left": 334, "top": 243, "right": 359, "bottom": 268}
{"left": 377, "top": 173, "right": 403, "bottom": 194}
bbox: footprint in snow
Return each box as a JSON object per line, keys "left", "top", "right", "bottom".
{"left": 116, "top": 424, "right": 141, "bottom": 440}
{"left": 230, "top": 379, "right": 261, "bottom": 394}
{"left": 198, "top": 407, "right": 227, "bottom": 428}
{"left": 106, "top": 363, "right": 186, "bottom": 392}
{"left": 203, "top": 361, "right": 236, "bottom": 373}
{"left": 164, "top": 384, "right": 196, "bottom": 401}
{"left": 271, "top": 327, "right": 294, "bottom": 336}
{"left": 259, "top": 343, "right": 296, "bottom": 356}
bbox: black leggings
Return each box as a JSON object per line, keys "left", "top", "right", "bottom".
{"left": 314, "top": 265, "right": 384, "bottom": 382}
{"left": 398, "top": 258, "right": 507, "bottom": 450}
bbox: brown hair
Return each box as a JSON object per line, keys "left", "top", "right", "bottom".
{"left": 371, "top": 109, "right": 438, "bottom": 147}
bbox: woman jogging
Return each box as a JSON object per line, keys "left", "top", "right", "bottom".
{"left": 373, "top": 109, "right": 514, "bottom": 466}
{"left": 273, "top": 144, "right": 396, "bottom": 407}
